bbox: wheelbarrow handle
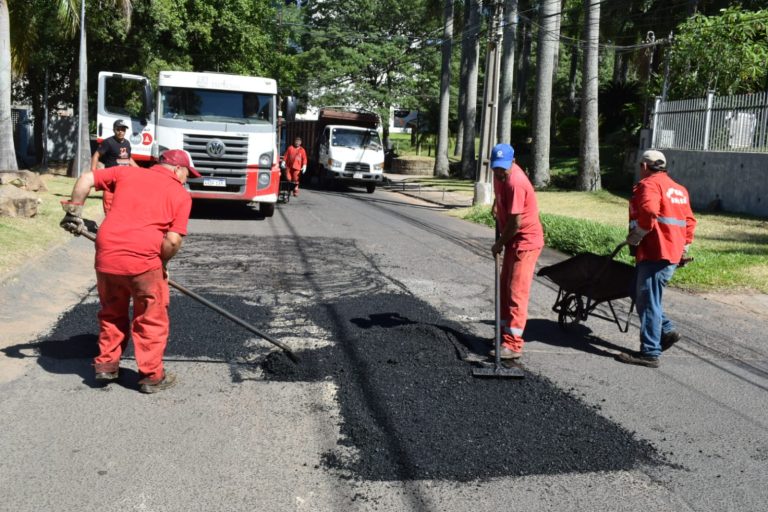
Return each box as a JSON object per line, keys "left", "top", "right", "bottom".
{"left": 609, "top": 241, "right": 628, "bottom": 259}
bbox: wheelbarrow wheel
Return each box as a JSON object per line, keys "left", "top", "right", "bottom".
{"left": 558, "top": 293, "right": 584, "bottom": 330}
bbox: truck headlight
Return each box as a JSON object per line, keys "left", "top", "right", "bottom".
{"left": 258, "top": 172, "right": 271, "bottom": 189}
{"left": 329, "top": 159, "right": 342, "bottom": 170}
{"left": 373, "top": 162, "right": 384, "bottom": 172}
{"left": 259, "top": 152, "right": 273, "bottom": 168}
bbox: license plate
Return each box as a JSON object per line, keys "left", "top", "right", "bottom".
{"left": 203, "top": 178, "right": 226, "bottom": 187}
{"left": 353, "top": 172, "right": 363, "bottom": 179}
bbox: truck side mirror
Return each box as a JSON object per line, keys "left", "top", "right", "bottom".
{"left": 142, "top": 79, "right": 154, "bottom": 120}
{"left": 283, "top": 96, "right": 297, "bottom": 123}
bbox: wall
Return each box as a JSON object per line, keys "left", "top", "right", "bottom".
{"left": 635, "top": 149, "right": 768, "bottom": 218}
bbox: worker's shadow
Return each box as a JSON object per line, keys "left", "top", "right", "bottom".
{"left": 1, "top": 334, "right": 142, "bottom": 391}
{"left": 525, "top": 319, "right": 628, "bottom": 357}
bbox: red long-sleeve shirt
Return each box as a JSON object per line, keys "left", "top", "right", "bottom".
{"left": 629, "top": 171, "right": 696, "bottom": 264}
{"left": 283, "top": 145, "right": 307, "bottom": 171}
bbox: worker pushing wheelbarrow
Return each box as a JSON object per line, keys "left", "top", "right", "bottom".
{"left": 537, "top": 242, "right": 636, "bottom": 332}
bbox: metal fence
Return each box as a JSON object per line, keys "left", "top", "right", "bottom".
{"left": 651, "top": 91, "right": 768, "bottom": 153}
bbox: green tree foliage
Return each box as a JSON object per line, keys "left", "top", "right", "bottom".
{"left": 667, "top": 6, "right": 768, "bottom": 98}
{"left": 294, "top": 0, "right": 442, "bottom": 129}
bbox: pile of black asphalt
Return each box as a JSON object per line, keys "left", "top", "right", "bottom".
{"left": 16, "top": 234, "right": 665, "bottom": 483}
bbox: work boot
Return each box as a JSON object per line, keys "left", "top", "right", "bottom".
{"left": 661, "top": 331, "right": 681, "bottom": 352}
{"left": 139, "top": 372, "right": 177, "bottom": 394}
{"left": 489, "top": 346, "right": 523, "bottom": 360}
{"left": 94, "top": 371, "right": 119, "bottom": 383}
{"left": 615, "top": 351, "right": 660, "bottom": 368}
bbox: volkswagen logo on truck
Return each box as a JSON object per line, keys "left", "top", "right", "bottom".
{"left": 206, "top": 139, "right": 226, "bottom": 157}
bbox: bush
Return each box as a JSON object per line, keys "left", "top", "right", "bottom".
{"left": 541, "top": 213, "right": 631, "bottom": 263}
{"left": 557, "top": 117, "right": 581, "bottom": 150}
{"left": 459, "top": 207, "right": 630, "bottom": 263}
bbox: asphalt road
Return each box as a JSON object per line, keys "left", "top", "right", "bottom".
{"left": 1, "top": 184, "right": 766, "bottom": 511}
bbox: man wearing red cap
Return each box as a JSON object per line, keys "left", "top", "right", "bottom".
{"left": 489, "top": 143, "right": 544, "bottom": 360}
{"left": 60, "top": 149, "right": 200, "bottom": 393}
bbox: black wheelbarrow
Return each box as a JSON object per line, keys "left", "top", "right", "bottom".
{"left": 537, "top": 242, "right": 635, "bottom": 332}
{"left": 278, "top": 180, "right": 296, "bottom": 203}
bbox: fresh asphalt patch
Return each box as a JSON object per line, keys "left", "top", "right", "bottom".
{"left": 8, "top": 234, "right": 665, "bottom": 483}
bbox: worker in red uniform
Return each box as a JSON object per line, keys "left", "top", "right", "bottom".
{"left": 91, "top": 119, "right": 139, "bottom": 213}
{"left": 282, "top": 136, "right": 307, "bottom": 197}
{"left": 60, "top": 149, "right": 200, "bottom": 393}
{"left": 616, "top": 149, "right": 697, "bottom": 368}
{"left": 489, "top": 143, "right": 545, "bottom": 360}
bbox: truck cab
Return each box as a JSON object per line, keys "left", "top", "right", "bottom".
{"left": 97, "top": 71, "right": 281, "bottom": 216}
{"left": 317, "top": 124, "right": 384, "bottom": 193}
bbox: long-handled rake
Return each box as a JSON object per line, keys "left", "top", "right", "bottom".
{"left": 78, "top": 229, "right": 299, "bottom": 364}
{"left": 472, "top": 252, "right": 525, "bottom": 379}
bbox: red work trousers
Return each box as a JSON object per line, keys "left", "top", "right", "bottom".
{"left": 94, "top": 268, "right": 170, "bottom": 381}
{"left": 500, "top": 246, "right": 542, "bottom": 353}
{"left": 285, "top": 168, "right": 300, "bottom": 196}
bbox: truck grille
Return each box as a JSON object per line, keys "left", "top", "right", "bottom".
{"left": 184, "top": 134, "right": 249, "bottom": 176}
{"left": 344, "top": 162, "right": 370, "bottom": 173}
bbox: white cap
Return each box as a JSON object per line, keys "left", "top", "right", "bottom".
{"left": 641, "top": 150, "right": 666, "bottom": 169}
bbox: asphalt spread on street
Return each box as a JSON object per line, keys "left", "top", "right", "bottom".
{"left": 15, "top": 234, "right": 665, "bottom": 482}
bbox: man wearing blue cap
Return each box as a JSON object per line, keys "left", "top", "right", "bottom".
{"left": 489, "top": 143, "right": 544, "bottom": 359}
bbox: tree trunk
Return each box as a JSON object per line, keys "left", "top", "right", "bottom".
{"left": 550, "top": 1, "right": 562, "bottom": 144}
{"left": 0, "top": 0, "right": 18, "bottom": 170}
{"left": 578, "top": 0, "right": 601, "bottom": 191}
{"left": 497, "top": 0, "right": 518, "bottom": 144}
{"left": 455, "top": 0, "right": 471, "bottom": 157}
{"left": 568, "top": 34, "right": 579, "bottom": 115}
{"left": 434, "top": 0, "right": 454, "bottom": 177}
{"left": 76, "top": 1, "right": 90, "bottom": 177}
{"left": 531, "top": 0, "right": 559, "bottom": 188}
{"left": 460, "top": 0, "right": 482, "bottom": 179}
{"left": 516, "top": 20, "right": 532, "bottom": 114}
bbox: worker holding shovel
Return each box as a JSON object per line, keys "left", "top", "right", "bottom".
{"left": 60, "top": 149, "right": 199, "bottom": 393}
{"left": 489, "top": 143, "right": 544, "bottom": 360}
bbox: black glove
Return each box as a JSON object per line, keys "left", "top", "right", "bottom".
{"left": 60, "top": 201, "right": 85, "bottom": 235}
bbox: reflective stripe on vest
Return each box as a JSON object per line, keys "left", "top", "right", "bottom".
{"left": 657, "top": 216, "right": 686, "bottom": 227}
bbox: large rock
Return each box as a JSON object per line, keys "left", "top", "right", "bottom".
{"left": 0, "top": 170, "right": 48, "bottom": 192}
{"left": 390, "top": 156, "right": 435, "bottom": 175}
{"left": 0, "top": 185, "right": 41, "bottom": 218}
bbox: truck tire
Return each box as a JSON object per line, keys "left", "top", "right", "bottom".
{"left": 260, "top": 202, "right": 275, "bottom": 217}
{"left": 366, "top": 183, "right": 376, "bottom": 194}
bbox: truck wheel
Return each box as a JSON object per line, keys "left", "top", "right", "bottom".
{"left": 366, "top": 183, "right": 376, "bottom": 194}
{"left": 260, "top": 202, "right": 275, "bottom": 217}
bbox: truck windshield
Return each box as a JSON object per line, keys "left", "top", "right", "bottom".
{"left": 330, "top": 128, "right": 382, "bottom": 150}
{"left": 160, "top": 87, "right": 273, "bottom": 124}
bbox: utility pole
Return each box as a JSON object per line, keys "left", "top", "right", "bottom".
{"left": 473, "top": 0, "right": 504, "bottom": 206}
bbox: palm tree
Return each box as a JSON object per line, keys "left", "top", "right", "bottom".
{"left": 0, "top": 0, "right": 17, "bottom": 170}
{"left": 460, "top": 0, "right": 482, "bottom": 179}
{"left": 434, "top": 0, "right": 453, "bottom": 177}
{"left": 0, "top": 0, "right": 132, "bottom": 172}
{"left": 578, "top": 0, "right": 601, "bottom": 191}
{"left": 497, "top": 0, "right": 518, "bottom": 145}
{"left": 531, "top": 0, "right": 560, "bottom": 187}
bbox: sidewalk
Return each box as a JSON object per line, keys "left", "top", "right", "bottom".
{"left": 382, "top": 173, "right": 474, "bottom": 208}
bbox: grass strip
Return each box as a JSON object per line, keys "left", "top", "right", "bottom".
{"left": 0, "top": 175, "right": 103, "bottom": 279}
{"left": 458, "top": 203, "right": 768, "bottom": 293}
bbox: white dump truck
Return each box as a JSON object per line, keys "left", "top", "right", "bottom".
{"left": 284, "top": 107, "right": 385, "bottom": 193}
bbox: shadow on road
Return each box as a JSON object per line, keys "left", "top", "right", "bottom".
{"left": 1, "top": 333, "right": 142, "bottom": 391}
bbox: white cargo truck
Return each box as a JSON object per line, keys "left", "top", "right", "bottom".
{"left": 96, "top": 71, "right": 282, "bottom": 216}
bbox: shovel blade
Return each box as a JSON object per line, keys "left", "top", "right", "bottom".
{"left": 471, "top": 365, "right": 525, "bottom": 379}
